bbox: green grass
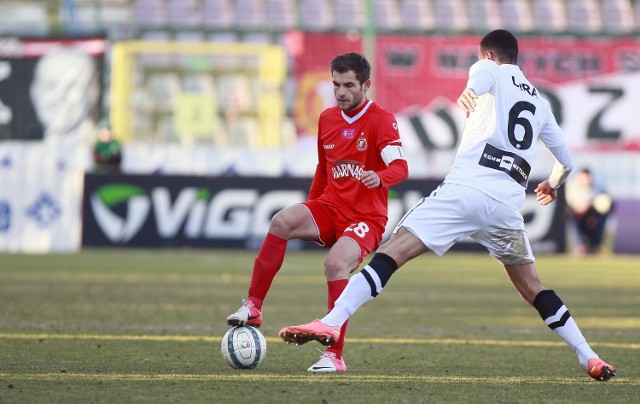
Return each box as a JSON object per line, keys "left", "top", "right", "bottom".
{"left": 0, "top": 249, "right": 638, "bottom": 403}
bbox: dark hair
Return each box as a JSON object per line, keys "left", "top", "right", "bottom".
{"left": 331, "top": 52, "right": 371, "bottom": 84}
{"left": 480, "top": 29, "right": 519, "bottom": 64}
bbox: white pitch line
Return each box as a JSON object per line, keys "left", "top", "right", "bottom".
{"left": 1, "top": 372, "right": 639, "bottom": 385}
{"left": 0, "top": 333, "right": 637, "bottom": 350}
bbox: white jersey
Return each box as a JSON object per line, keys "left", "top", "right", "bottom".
{"left": 444, "top": 59, "right": 566, "bottom": 210}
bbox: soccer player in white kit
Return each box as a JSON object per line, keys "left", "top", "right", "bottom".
{"left": 279, "top": 30, "right": 617, "bottom": 381}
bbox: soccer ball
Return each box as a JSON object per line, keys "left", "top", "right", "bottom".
{"left": 221, "top": 326, "right": 267, "bottom": 369}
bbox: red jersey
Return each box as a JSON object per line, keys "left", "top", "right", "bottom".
{"left": 308, "top": 99, "right": 408, "bottom": 225}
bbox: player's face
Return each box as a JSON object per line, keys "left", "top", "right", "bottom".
{"left": 332, "top": 70, "right": 370, "bottom": 112}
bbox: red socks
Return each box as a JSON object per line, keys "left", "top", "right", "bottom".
{"left": 247, "top": 232, "right": 288, "bottom": 309}
{"left": 326, "top": 278, "right": 349, "bottom": 358}
{"left": 247, "top": 233, "right": 349, "bottom": 360}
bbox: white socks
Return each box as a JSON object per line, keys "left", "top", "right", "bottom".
{"left": 322, "top": 267, "right": 381, "bottom": 326}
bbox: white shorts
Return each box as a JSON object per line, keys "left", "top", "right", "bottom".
{"left": 394, "top": 183, "right": 534, "bottom": 265}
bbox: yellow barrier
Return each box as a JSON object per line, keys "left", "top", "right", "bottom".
{"left": 110, "top": 41, "right": 286, "bottom": 147}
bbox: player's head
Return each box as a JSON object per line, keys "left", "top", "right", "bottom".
{"left": 330, "top": 53, "right": 371, "bottom": 112}
{"left": 478, "top": 29, "right": 518, "bottom": 64}
{"left": 331, "top": 53, "right": 370, "bottom": 84}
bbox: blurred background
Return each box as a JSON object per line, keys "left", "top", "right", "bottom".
{"left": 0, "top": 0, "right": 638, "bottom": 255}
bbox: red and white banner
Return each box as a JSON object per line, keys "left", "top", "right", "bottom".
{"left": 293, "top": 33, "right": 640, "bottom": 152}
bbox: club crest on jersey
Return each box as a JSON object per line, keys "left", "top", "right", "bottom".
{"left": 342, "top": 128, "right": 355, "bottom": 139}
{"left": 357, "top": 137, "right": 367, "bottom": 151}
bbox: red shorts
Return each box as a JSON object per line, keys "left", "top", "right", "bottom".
{"left": 301, "top": 199, "right": 385, "bottom": 264}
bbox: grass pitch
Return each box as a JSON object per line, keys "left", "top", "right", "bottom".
{"left": 0, "top": 249, "right": 638, "bottom": 403}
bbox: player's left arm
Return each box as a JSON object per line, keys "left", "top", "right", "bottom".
{"left": 535, "top": 143, "right": 574, "bottom": 206}
{"left": 535, "top": 104, "right": 574, "bottom": 206}
{"left": 361, "top": 115, "right": 408, "bottom": 189}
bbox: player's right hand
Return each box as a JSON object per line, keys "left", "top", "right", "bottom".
{"left": 457, "top": 88, "right": 477, "bottom": 118}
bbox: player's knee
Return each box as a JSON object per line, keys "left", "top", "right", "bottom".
{"left": 269, "top": 210, "right": 295, "bottom": 238}
{"left": 323, "top": 257, "right": 351, "bottom": 280}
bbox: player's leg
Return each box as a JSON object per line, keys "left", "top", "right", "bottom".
{"left": 281, "top": 185, "right": 471, "bottom": 346}
{"left": 280, "top": 227, "right": 427, "bottom": 346}
{"left": 324, "top": 227, "right": 427, "bottom": 326}
{"left": 308, "top": 236, "right": 361, "bottom": 373}
{"left": 227, "top": 203, "right": 319, "bottom": 327}
{"left": 505, "top": 263, "right": 616, "bottom": 381}
{"left": 319, "top": 185, "right": 479, "bottom": 328}
{"left": 280, "top": 228, "right": 425, "bottom": 344}
{"left": 480, "top": 201, "right": 616, "bottom": 381}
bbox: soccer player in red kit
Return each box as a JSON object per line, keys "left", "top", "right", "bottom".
{"left": 226, "top": 52, "right": 408, "bottom": 372}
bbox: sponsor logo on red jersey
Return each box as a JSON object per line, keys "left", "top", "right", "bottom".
{"left": 332, "top": 160, "right": 364, "bottom": 180}
{"left": 342, "top": 128, "right": 355, "bottom": 139}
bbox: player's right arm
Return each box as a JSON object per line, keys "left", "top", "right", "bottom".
{"left": 308, "top": 164, "right": 327, "bottom": 200}
{"left": 457, "top": 59, "right": 498, "bottom": 117}
{"left": 457, "top": 88, "right": 478, "bottom": 118}
{"left": 308, "top": 117, "right": 328, "bottom": 200}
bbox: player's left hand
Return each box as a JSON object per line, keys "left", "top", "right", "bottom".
{"left": 361, "top": 170, "right": 381, "bottom": 189}
{"left": 534, "top": 180, "right": 557, "bottom": 206}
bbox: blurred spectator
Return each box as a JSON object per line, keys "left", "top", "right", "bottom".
{"left": 565, "top": 168, "right": 613, "bottom": 254}
{"left": 93, "top": 123, "right": 122, "bottom": 174}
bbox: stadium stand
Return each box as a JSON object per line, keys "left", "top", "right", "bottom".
{"left": 265, "top": 0, "right": 298, "bottom": 30}
{"left": 602, "top": 0, "right": 635, "bottom": 34}
{"left": 201, "top": 0, "right": 234, "bottom": 29}
{"left": 399, "top": 0, "right": 436, "bottom": 31}
{"left": 134, "top": 0, "right": 167, "bottom": 27}
{"left": 375, "top": 0, "right": 402, "bottom": 32}
{"left": 147, "top": 72, "right": 181, "bottom": 112}
{"left": 500, "top": 0, "right": 535, "bottom": 33}
{"left": 215, "top": 73, "right": 254, "bottom": 113}
{"left": 234, "top": 0, "right": 266, "bottom": 30}
{"left": 2, "top": 0, "right": 639, "bottom": 200}
{"left": 167, "top": 0, "right": 202, "bottom": 27}
{"left": 567, "top": 0, "right": 603, "bottom": 33}
{"left": 532, "top": 0, "right": 568, "bottom": 33}
{"left": 467, "top": 0, "right": 502, "bottom": 33}
{"left": 433, "top": 0, "right": 470, "bottom": 32}
{"left": 299, "top": 0, "right": 336, "bottom": 31}
{"left": 206, "top": 31, "right": 239, "bottom": 43}
{"left": 335, "top": 0, "right": 366, "bottom": 30}
{"left": 4, "top": 0, "right": 639, "bottom": 39}
{"left": 3, "top": 0, "right": 640, "bottom": 151}
{"left": 174, "top": 31, "right": 205, "bottom": 42}
{"left": 55, "top": 0, "right": 131, "bottom": 34}
{"left": 0, "top": 2, "right": 49, "bottom": 35}
{"left": 140, "top": 30, "right": 171, "bottom": 41}
{"left": 240, "top": 31, "right": 275, "bottom": 44}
